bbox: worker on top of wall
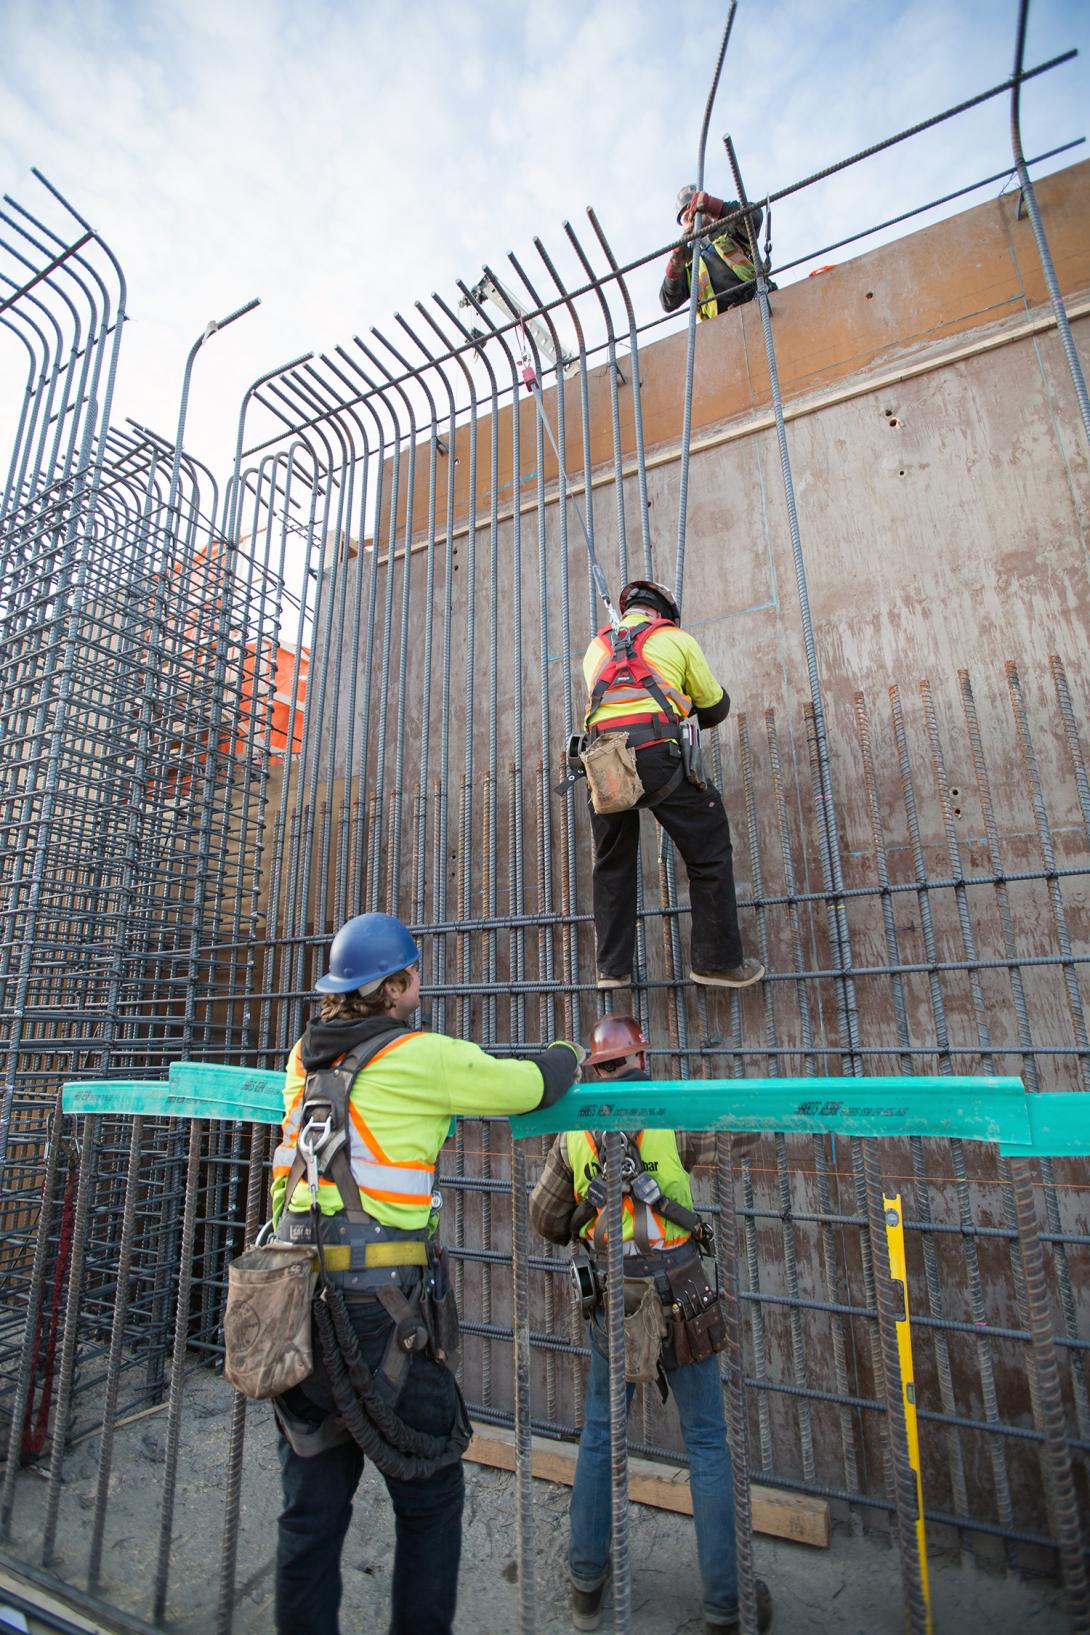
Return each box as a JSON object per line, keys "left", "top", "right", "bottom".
{"left": 269, "top": 911, "right": 582, "bottom": 1635}
{"left": 580, "top": 579, "right": 763, "bottom": 991}
{"left": 529, "top": 1012, "right": 772, "bottom": 1635}
{"left": 660, "top": 186, "right": 763, "bottom": 320}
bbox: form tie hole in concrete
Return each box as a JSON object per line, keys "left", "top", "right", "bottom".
{"left": 898, "top": 469, "right": 906, "bottom": 478}
{"left": 865, "top": 291, "right": 874, "bottom": 299}
{"left": 887, "top": 416, "right": 901, "bottom": 429}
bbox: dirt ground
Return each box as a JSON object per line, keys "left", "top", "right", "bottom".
{"left": 2, "top": 1368, "right": 1070, "bottom": 1635}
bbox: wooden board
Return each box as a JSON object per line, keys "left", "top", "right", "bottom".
{"left": 466, "top": 1423, "right": 830, "bottom": 1549}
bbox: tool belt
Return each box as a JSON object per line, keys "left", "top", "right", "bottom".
{"left": 275, "top": 1212, "right": 462, "bottom": 1392}
{"left": 560, "top": 718, "right": 707, "bottom": 811}
{"left": 278, "top": 1211, "right": 431, "bottom": 1293}
{"left": 573, "top": 1202, "right": 726, "bottom": 1390}
{"left": 593, "top": 1242, "right": 726, "bottom": 1380}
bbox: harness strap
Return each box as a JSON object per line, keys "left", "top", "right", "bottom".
{"left": 638, "top": 758, "right": 686, "bottom": 809}
{"left": 585, "top": 618, "right": 687, "bottom": 736}
{"left": 373, "top": 1284, "right": 430, "bottom": 1403}
{"left": 282, "top": 1030, "right": 407, "bottom": 1218}
{"left": 654, "top": 1194, "right": 708, "bottom": 1241}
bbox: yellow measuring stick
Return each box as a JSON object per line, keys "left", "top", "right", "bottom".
{"left": 883, "top": 1193, "right": 933, "bottom": 1635}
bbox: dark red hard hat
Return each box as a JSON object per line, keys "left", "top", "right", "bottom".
{"left": 585, "top": 1013, "right": 650, "bottom": 1067}
{"left": 619, "top": 579, "right": 681, "bottom": 623}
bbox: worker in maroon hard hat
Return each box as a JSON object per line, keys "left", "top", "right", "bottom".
{"left": 580, "top": 578, "right": 763, "bottom": 991}
{"left": 661, "top": 185, "right": 763, "bottom": 320}
{"left": 529, "top": 1015, "right": 771, "bottom": 1635}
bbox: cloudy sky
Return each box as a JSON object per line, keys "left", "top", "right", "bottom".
{"left": 1, "top": 0, "right": 1086, "bottom": 482}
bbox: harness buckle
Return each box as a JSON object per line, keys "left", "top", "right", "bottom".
{"left": 298, "top": 1109, "right": 336, "bottom": 1203}
{"left": 630, "top": 1171, "right": 662, "bottom": 1208}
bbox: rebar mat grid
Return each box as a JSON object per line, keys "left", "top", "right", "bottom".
{"left": 0, "top": 17, "right": 1087, "bottom": 1631}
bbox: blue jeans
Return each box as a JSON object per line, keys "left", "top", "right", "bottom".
{"left": 569, "top": 1316, "right": 739, "bottom": 1623}
{"left": 275, "top": 1298, "right": 465, "bottom": 1635}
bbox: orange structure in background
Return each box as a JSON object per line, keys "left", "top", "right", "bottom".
{"left": 148, "top": 545, "right": 309, "bottom": 797}
{"left": 235, "top": 637, "right": 309, "bottom": 758}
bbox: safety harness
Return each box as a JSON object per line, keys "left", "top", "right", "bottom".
{"left": 583, "top": 616, "right": 690, "bottom": 739}
{"left": 568, "top": 1131, "right": 726, "bottom": 1396}
{"left": 690, "top": 233, "right": 757, "bottom": 321}
{"left": 278, "top": 1032, "right": 469, "bottom": 1478}
{"left": 569, "top": 1130, "right": 713, "bottom": 1257}
{"left": 561, "top": 616, "right": 704, "bottom": 805}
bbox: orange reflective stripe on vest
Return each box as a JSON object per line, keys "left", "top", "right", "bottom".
{"left": 272, "top": 1031, "right": 436, "bottom": 1205}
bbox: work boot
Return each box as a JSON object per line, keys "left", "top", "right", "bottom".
{"left": 690, "top": 958, "right": 765, "bottom": 989}
{"left": 596, "top": 972, "right": 630, "bottom": 991}
{"left": 571, "top": 1566, "right": 610, "bottom": 1630}
{"left": 706, "top": 1578, "right": 773, "bottom": 1634}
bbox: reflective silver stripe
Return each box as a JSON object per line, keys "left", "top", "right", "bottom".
{"left": 273, "top": 1099, "right": 303, "bottom": 1172}
{"left": 346, "top": 1119, "right": 434, "bottom": 1197}
{"left": 589, "top": 1203, "right": 666, "bottom": 1252}
{"left": 274, "top": 1095, "right": 434, "bottom": 1199}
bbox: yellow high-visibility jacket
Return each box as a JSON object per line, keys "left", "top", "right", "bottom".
{"left": 582, "top": 610, "right": 724, "bottom": 734}
{"left": 272, "top": 1028, "right": 571, "bottom": 1231}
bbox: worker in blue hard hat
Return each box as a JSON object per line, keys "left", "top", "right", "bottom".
{"left": 661, "top": 185, "right": 763, "bottom": 321}
{"left": 580, "top": 580, "right": 763, "bottom": 992}
{"left": 269, "top": 911, "right": 583, "bottom": 1635}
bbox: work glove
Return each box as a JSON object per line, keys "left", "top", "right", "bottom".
{"left": 666, "top": 242, "right": 690, "bottom": 280}
{"left": 690, "top": 190, "right": 726, "bottom": 223}
{"left": 548, "top": 1040, "right": 585, "bottom": 1082}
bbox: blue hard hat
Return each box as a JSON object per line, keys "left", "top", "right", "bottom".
{"left": 315, "top": 912, "right": 421, "bottom": 995}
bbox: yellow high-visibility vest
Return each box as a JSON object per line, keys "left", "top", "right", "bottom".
{"left": 689, "top": 234, "right": 756, "bottom": 321}
{"left": 567, "top": 1129, "right": 693, "bottom": 1252}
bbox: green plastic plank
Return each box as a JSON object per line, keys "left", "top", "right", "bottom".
{"left": 63, "top": 1081, "right": 171, "bottom": 1117}
{"left": 62, "top": 1064, "right": 1088, "bottom": 1160}
{"left": 999, "top": 1092, "right": 1090, "bottom": 1158}
{"left": 62, "top": 1068, "right": 283, "bottom": 1124}
{"left": 510, "top": 1075, "right": 1032, "bottom": 1146}
{"left": 168, "top": 1060, "right": 285, "bottom": 1115}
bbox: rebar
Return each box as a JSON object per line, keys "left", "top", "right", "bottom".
{"left": 0, "top": 37, "right": 1088, "bottom": 1634}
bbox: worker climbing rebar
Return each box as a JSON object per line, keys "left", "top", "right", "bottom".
{"left": 661, "top": 187, "right": 764, "bottom": 320}
{"left": 576, "top": 580, "right": 763, "bottom": 993}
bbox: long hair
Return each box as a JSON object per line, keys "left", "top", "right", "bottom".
{"left": 317, "top": 966, "right": 413, "bottom": 1022}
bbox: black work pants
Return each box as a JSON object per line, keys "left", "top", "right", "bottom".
{"left": 590, "top": 740, "right": 743, "bottom": 977}
{"left": 275, "top": 1297, "right": 464, "bottom": 1635}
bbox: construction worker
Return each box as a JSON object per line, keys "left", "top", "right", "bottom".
{"left": 528, "top": 1013, "right": 772, "bottom": 1635}
{"left": 269, "top": 911, "right": 582, "bottom": 1635}
{"left": 661, "top": 186, "right": 762, "bottom": 320}
{"left": 580, "top": 578, "right": 763, "bottom": 990}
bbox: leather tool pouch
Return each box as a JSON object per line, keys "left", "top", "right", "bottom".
{"left": 663, "top": 1258, "right": 727, "bottom": 1371}
{"left": 580, "top": 731, "right": 644, "bottom": 814}
{"left": 224, "top": 1242, "right": 317, "bottom": 1399}
{"left": 604, "top": 1276, "right": 668, "bottom": 1383}
{"left": 423, "top": 1245, "right": 461, "bottom": 1369}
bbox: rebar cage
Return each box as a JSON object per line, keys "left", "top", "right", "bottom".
{"left": 0, "top": 23, "right": 1088, "bottom": 1635}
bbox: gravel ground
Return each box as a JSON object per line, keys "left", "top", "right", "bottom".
{"left": 2, "top": 1368, "right": 1069, "bottom": 1635}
